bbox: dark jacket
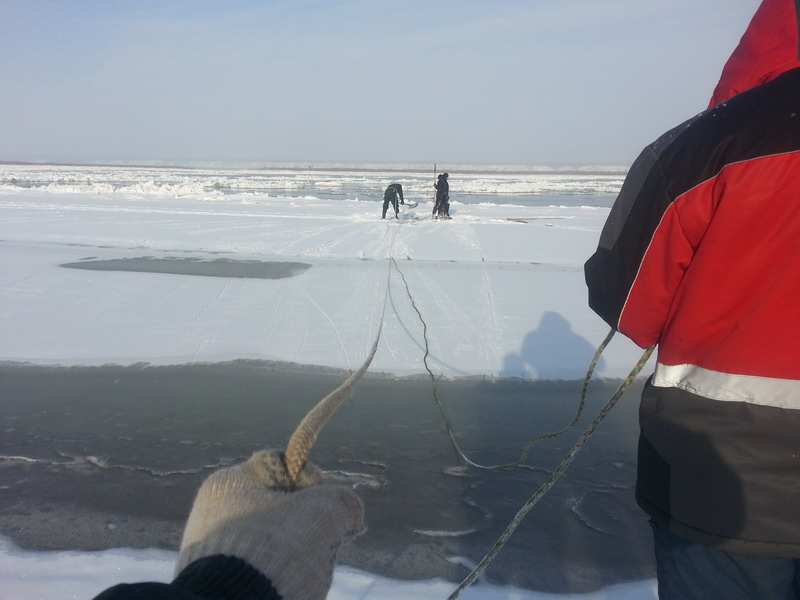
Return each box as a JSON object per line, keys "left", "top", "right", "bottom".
{"left": 585, "top": 0, "right": 800, "bottom": 558}
{"left": 93, "top": 555, "right": 282, "bottom": 600}
{"left": 435, "top": 175, "right": 449, "bottom": 202}
{"left": 384, "top": 183, "right": 404, "bottom": 204}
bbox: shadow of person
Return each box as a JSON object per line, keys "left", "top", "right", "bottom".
{"left": 501, "top": 311, "right": 606, "bottom": 380}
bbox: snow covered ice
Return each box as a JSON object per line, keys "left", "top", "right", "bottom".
{"left": 0, "top": 163, "right": 656, "bottom": 599}
{"left": 0, "top": 164, "right": 643, "bottom": 377}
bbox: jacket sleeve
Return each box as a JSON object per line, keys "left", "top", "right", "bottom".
{"left": 92, "top": 583, "right": 202, "bottom": 600}
{"left": 584, "top": 143, "right": 691, "bottom": 348}
{"left": 92, "top": 555, "right": 282, "bottom": 600}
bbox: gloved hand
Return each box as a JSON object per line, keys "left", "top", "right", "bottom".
{"left": 175, "top": 449, "right": 365, "bottom": 600}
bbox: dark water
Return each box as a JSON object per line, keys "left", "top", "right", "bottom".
{"left": 0, "top": 361, "right": 653, "bottom": 593}
{"left": 60, "top": 257, "right": 312, "bottom": 279}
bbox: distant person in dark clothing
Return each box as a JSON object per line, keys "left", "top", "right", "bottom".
{"left": 433, "top": 173, "right": 450, "bottom": 218}
{"left": 382, "top": 183, "right": 405, "bottom": 219}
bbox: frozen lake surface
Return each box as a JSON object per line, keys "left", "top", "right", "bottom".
{"left": 0, "top": 163, "right": 657, "bottom": 598}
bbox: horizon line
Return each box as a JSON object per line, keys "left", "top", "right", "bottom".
{"left": 0, "top": 159, "right": 630, "bottom": 176}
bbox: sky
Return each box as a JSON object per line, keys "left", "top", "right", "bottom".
{"left": 0, "top": 0, "right": 762, "bottom": 167}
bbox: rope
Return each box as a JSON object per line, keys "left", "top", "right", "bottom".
{"left": 446, "top": 340, "right": 655, "bottom": 600}
{"left": 391, "top": 257, "right": 616, "bottom": 472}
{"left": 283, "top": 225, "right": 399, "bottom": 487}
{"left": 283, "top": 317, "right": 385, "bottom": 485}
{"left": 282, "top": 218, "right": 655, "bottom": 597}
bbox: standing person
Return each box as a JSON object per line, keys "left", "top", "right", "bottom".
{"left": 585, "top": 0, "right": 800, "bottom": 598}
{"left": 433, "top": 172, "right": 450, "bottom": 219}
{"left": 382, "top": 183, "right": 405, "bottom": 219}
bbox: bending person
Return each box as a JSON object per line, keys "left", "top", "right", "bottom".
{"left": 382, "top": 183, "right": 405, "bottom": 219}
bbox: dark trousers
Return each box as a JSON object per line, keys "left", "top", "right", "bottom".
{"left": 652, "top": 522, "right": 800, "bottom": 599}
{"left": 382, "top": 196, "right": 398, "bottom": 218}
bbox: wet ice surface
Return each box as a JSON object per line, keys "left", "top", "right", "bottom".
{"left": 61, "top": 257, "right": 312, "bottom": 279}
{"left": 0, "top": 361, "right": 653, "bottom": 594}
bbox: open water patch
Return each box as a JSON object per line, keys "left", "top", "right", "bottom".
{"left": 0, "top": 361, "right": 652, "bottom": 593}
{"left": 60, "top": 257, "right": 312, "bottom": 279}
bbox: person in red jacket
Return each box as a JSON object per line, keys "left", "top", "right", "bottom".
{"left": 585, "top": 0, "right": 800, "bottom": 597}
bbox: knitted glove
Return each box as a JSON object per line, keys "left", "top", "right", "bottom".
{"left": 175, "top": 449, "right": 365, "bottom": 600}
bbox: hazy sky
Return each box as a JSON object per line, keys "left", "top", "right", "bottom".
{"left": 1, "top": 1, "right": 762, "bottom": 167}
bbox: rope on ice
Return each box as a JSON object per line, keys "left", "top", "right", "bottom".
{"left": 446, "top": 339, "right": 655, "bottom": 600}
{"left": 283, "top": 224, "right": 399, "bottom": 487}
{"left": 280, "top": 216, "right": 654, "bottom": 600}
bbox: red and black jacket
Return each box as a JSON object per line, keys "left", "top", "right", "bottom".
{"left": 585, "top": 0, "right": 800, "bottom": 557}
